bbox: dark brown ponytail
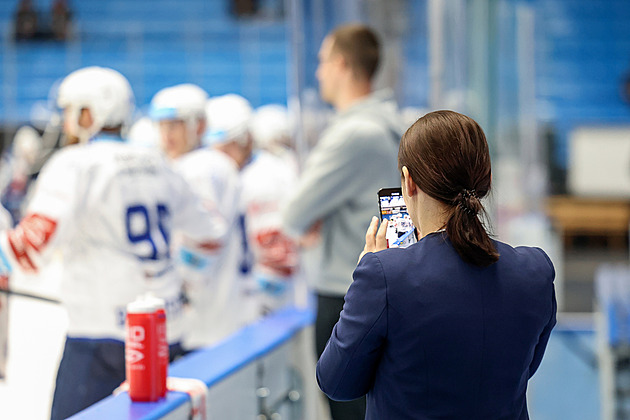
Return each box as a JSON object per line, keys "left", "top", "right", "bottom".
{"left": 398, "top": 110, "right": 499, "bottom": 267}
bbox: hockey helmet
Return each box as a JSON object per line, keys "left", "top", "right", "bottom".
{"left": 57, "top": 66, "right": 135, "bottom": 142}
{"left": 203, "top": 94, "right": 253, "bottom": 146}
{"left": 250, "top": 104, "right": 292, "bottom": 149}
{"left": 149, "top": 84, "right": 208, "bottom": 124}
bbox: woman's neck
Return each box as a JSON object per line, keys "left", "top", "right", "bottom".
{"left": 416, "top": 195, "right": 450, "bottom": 239}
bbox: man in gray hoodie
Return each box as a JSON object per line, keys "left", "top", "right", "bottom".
{"left": 283, "top": 24, "right": 403, "bottom": 420}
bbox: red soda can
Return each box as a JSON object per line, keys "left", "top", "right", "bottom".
{"left": 125, "top": 296, "right": 165, "bottom": 402}
{"left": 145, "top": 295, "right": 169, "bottom": 398}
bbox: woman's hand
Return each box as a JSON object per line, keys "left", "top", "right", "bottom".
{"left": 358, "top": 216, "right": 388, "bottom": 263}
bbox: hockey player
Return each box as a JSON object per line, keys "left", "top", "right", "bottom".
{"left": 0, "top": 67, "right": 227, "bottom": 420}
{"left": 149, "top": 84, "right": 243, "bottom": 349}
{"left": 205, "top": 94, "right": 299, "bottom": 321}
{"left": 0, "top": 125, "right": 43, "bottom": 222}
{"left": 150, "top": 83, "right": 208, "bottom": 161}
{"left": 127, "top": 116, "right": 159, "bottom": 149}
{"left": 250, "top": 103, "right": 298, "bottom": 174}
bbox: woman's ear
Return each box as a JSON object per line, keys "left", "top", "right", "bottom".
{"left": 402, "top": 166, "right": 417, "bottom": 197}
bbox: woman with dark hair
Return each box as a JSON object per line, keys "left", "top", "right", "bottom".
{"left": 316, "top": 110, "right": 556, "bottom": 419}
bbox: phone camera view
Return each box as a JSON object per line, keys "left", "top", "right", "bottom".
{"left": 379, "top": 190, "right": 417, "bottom": 249}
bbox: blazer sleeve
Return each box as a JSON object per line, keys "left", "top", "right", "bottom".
{"left": 529, "top": 248, "right": 557, "bottom": 377}
{"left": 316, "top": 252, "right": 388, "bottom": 401}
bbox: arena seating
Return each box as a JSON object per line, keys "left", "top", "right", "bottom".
{"left": 533, "top": 0, "right": 630, "bottom": 168}
{"left": 0, "top": 0, "right": 288, "bottom": 123}
{"left": 0, "top": 0, "right": 629, "bottom": 163}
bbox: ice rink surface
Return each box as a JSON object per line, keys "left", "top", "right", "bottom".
{"left": 0, "top": 262, "right": 66, "bottom": 420}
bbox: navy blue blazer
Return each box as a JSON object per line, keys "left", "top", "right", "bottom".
{"left": 316, "top": 232, "right": 556, "bottom": 420}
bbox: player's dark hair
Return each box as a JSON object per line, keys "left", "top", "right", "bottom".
{"left": 329, "top": 23, "right": 380, "bottom": 81}
{"left": 398, "top": 110, "right": 499, "bottom": 267}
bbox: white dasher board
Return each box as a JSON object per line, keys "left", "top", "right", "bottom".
{"left": 569, "top": 126, "right": 630, "bottom": 197}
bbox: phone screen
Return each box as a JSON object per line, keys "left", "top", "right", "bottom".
{"left": 377, "top": 188, "right": 417, "bottom": 248}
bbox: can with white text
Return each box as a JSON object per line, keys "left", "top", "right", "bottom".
{"left": 125, "top": 295, "right": 166, "bottom": 402}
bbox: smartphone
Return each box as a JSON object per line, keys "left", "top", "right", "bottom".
{"left": 377, "top": 188, "right": 417, "bottom": 248}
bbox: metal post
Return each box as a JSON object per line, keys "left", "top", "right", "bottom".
{"left": 285, "top": 0, "right": 307, "bottom": 169}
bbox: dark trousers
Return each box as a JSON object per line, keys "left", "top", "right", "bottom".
{"left": 50, "top": 336, "right": 185, "bottom": 420}
{"left": 316, "top": 293, "right": 367, "bottom": 420}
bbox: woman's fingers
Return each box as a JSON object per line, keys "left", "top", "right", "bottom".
{"left": 364, "top": 216, "right": 379, "bottom": 249}
{"left": 364, "top": 216, "right": 388, "bottom": 254}
{"left": 358, "top": 217, "right": 380, "bottom": 264}
{"left": 375, "top": 218, "right": 388, "bottom": 250}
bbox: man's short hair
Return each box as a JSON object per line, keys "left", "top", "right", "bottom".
{"left": 330, "top": 23, "right": 380, "bottom": 81}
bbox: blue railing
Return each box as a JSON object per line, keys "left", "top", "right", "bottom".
{"left": 69, "top": 306, "right": 315, "bottom": 420}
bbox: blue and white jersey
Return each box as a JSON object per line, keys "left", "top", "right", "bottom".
{"left": 0, "top": 136, "right": 226, "bottom": 342}
{"left": 239, "top": 150, "right": 300, "bottom": 318}
{"left": 173, "top": 148, "right": 243, "bottom": 348}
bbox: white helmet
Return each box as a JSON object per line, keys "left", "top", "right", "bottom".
{"left": 149, "top": 84, "right": 208, "bottom": 123}
{"left": 57, "top": 66, "right": 135, "bottom": 143}
{"left": 127, "top": 116, "right": 160, "bottom": 149}
{"left": 204, "top": 94, "right": 253, "bottom": 146}
{"left": 12, "top": 125, "right": 42, "bottom": 167}
{"left": 250, "top": 104, "right": 292, "bottom": 149}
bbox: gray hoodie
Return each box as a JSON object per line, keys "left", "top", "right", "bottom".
{"left": 283, "top": 90, "right": 403, "bottom": 296}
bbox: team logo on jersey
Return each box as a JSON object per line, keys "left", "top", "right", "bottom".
{"left": 254, "top": 229, "right": 298, "bottom": 277}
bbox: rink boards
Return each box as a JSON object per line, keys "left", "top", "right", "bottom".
{"left": 69, "top": 307, "right": 315, "bottom": 420}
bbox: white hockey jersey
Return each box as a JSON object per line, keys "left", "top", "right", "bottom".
{"left": 0, "top": 137, "right": 226, "bottom": 343}
{"left": 173, "top": 148, "right": 243, "bottom": 349}
{"left": 240, "top": 150, "right": 300, "bottom": 319}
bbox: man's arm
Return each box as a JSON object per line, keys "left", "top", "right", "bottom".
{"left": 283, "top": 126, "right": 389, "bottom": 237}
{"left": 170, "top": 168, "right": 230, "bottom": 261}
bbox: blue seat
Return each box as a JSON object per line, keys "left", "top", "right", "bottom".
{"left": 534, "top": 0, "right": 630, "bottom": 169}
{"left": 0, "top": 1, "right": 318, "bottom": 123}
